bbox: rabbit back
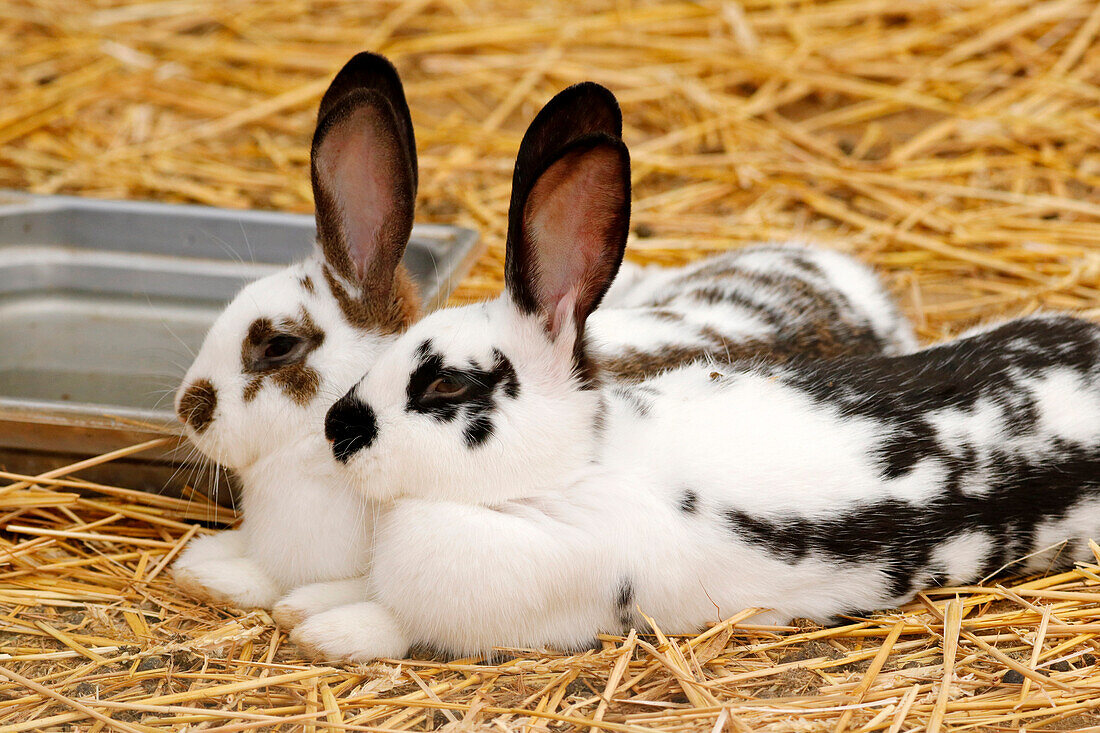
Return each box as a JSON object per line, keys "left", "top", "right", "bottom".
{"left": 590, "top": 244, "right": 915, "bottom": 382}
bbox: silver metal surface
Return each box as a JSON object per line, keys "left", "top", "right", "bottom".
{"left": 0, "top": 192, "right": 481, "bottom": 495}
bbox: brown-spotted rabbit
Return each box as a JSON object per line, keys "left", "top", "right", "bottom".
{"left": 172, "top": 52, "right": 421, "bottom": 612}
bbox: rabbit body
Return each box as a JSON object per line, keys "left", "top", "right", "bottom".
{"left": 172, "top": 52, "right": 426, "bottom": 614}
{"left": 172, "top": 257, "right": 389, "bottom": 610}
{"left": 306, "top": 314, "right": 1100, "bottom": 661}
{"left": 175, "top": 241, "right": 912, "bottom": 613}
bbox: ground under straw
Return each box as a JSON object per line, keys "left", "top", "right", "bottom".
{"left": 2, "top": 0, "right": 1100, "bottom": 730}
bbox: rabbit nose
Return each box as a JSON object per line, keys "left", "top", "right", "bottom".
{"left": 178, "top": 379, "right": 218, "bottom": 433}
{"left": 325, "top": 392, "right": 378, "bottom": 463}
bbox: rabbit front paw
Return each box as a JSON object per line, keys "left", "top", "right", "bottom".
{"left": 172, "top": 557, "right": 281, "bottom": 610}
{"left": 272, "top": 578, "right": 371, "bottom": 630}
{"left": 289, "top": 602, "right": 408, "bottom": 662}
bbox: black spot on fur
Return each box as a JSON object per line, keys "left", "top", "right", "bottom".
{"left": 616, "top": 579, "right": 635, "bottom": 629}
{"left": 325, "top": 392, "right": 378, "bottom": 462}
{"left": 685, "top": 285, "right": 789, "bottom": 331}
{"left": 611, "top": 386, "right": 652, "bottom": 417}
{"left": 724, "top": 443, "right": 1100, "bottom": 601}
{"left": 775, "top": 317, "right": 1100, "bottom": 480}
{"left": 679, "top": 490, "right": 698, "bottom": 514}
{"left": 406, "top": 341, "right": 522, "bottom": 447}
{"left": 590, "top": 397, "right": 610, "bottom": 448}
{"left": 714, "top": 318, "right": 1100, "bottom": 608}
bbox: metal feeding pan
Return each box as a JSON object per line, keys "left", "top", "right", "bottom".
{"left": 0, "top": 192, "right": 481, "bottom": 498}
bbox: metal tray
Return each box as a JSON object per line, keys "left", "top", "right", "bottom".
{"left": 0, "top": 192, "right": 481, "bottom": 496}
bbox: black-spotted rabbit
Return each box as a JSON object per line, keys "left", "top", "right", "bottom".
{"left": 299, "top": 97, "right": 1100, "bottom": 662}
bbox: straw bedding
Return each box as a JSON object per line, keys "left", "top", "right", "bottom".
{"left": 3, "top": 0, "right": 1100, "bottom": 729}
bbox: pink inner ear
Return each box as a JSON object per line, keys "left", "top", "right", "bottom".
{"left": 315, "top": 104, "right": 405, "bottom": 283}
{"left": 523, "top": 145, "right": 626, "bottom": 329}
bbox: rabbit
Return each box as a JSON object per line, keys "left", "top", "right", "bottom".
{"left": 172, "top": 52, "right": 423, "bottom": 613}
{"left": 172, "top": 59, "right": 913, "bottom": 625}
{"left": 294, "top": 107, "right": 1100, "bottom": 663}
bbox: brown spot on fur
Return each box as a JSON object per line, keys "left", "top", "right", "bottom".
{"left": 240, "top": 308, "right": 326, "bottom": 405}
{"left": 648, "top": 309, "right": 685, "bottom": 323}
{"left": 666, "top": 261, "right": 885, "bottom": 355}
{"left": 600, "top": 317, "right": 883, "bottom": 383}
{"left": 299, "top": 275, "right": 315, "bottom": 293}
{"left": 242, "top": 374, "right": 263, "bottom": 403}
{"left": 321, "top": 263, "right": 420, "bottom": 335}
{"left": 274, "top": 364, "right": 322, "bottom": 406}
{"left": 178, "top": 378, "right": 217, "bottom": 433}
{"left": 600, "top": 257, "right": 893, "bottom": 381}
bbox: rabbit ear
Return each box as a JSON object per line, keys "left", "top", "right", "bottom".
{"left": 317, "top": 52, "right": 417, "bottom": 192}
{"left": 505, "top": 130, "right": 631, "bottom": 340}
{"left": 505, "top": 83, "right": 629, "bottom": 338}
{"left": 311, "top": 53, "right": 417, "bottom": 294}
{"left": 512, "top": 82, "right": 623, "bottom": 172}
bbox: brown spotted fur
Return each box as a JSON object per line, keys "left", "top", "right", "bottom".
{"left": 601, "top": 255, "right": 889, "bottom": 381}
{"left": 322, "top": 263, "right": 421, "bottom": 336}
{"left": 241, "top": 308, "right": 327, "bottom": 405}
{"left": 177, "top": 378, "right": 218, "bottom": 432}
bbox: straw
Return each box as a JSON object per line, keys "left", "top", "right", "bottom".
{"left": 3, "top": 0, "right": 1100, "bottom": 729}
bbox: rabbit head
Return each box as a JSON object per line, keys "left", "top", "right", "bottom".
{"left": 176, "top": 52, "right": 421, "bottom": 471}
{"left": 324, "top": 82, "right": 630, "bottom": 505}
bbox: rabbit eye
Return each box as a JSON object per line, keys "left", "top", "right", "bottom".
{"left": 425, "top": 376, "right": 467, "bottom": 399}
{"left": 248, "top": 334, "right": 310, "bottom": 371}
{"left": 264, "top": 336, "right": 299, "bottom": 360}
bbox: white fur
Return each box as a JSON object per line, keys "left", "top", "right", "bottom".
{"left": 273, "top": 578, "right": 372, "bottom": 629}
{"left": 588, "top": 243, "right": 916, "bottom": 360}
{"left": 289, "top": 601, "right": 409, "bottom": 662}
{"left": 173, "top": 73, "right": 915, "bottom": 628}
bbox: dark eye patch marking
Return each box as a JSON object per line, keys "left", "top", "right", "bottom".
{"left": 406, "top": 341, "right": 521, "bottom": 447}
{"left": 241, "top": 308, "right": 325, "bottom": 405}
{"left": 178, "top": 378, "right": 217, "bottom": 433}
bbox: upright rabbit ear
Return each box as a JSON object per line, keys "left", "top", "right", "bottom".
{"left": 310, "top": 53, "right": 419, "bottom": 330}
{"left": 512, "top": 81, "right": 622, "bottom": 173}
{"left": 316, "top": 52, "right": 417, "bottom": 193}
{"left": 505, "top": 89, "right": 630, "bottom": 341}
